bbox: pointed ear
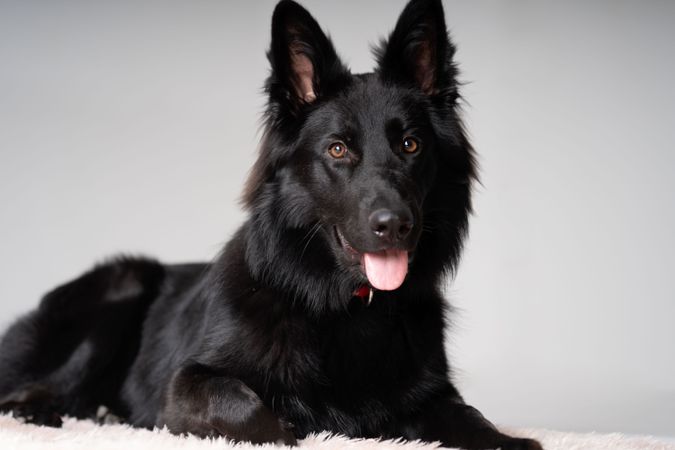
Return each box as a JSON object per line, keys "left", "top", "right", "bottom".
{"left": 268, "top": 0, "right": 349, "bottom": 111}
{"left": 376, "top": 0, "right": 455, "bottom": 95}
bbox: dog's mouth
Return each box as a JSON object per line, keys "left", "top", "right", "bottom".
{"left": 334, "top": 226, "right": 410, "bottom": 291}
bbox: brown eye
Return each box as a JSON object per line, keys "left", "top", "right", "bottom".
{"left": 328, "top": 142, "right": 347, "bottom": 159}
{"left": 401, "top": 136, "right": 419, "bottom": 154}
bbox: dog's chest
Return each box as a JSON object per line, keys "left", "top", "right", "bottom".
{"left": 270, "top": 311, "right": 430, "bottom": 437}
{"left": 320, "top": 309, "right": 413, "bottom": 380}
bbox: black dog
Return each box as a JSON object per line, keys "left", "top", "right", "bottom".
{"left": 0, "top": 1, "right": 542, "bottom": 448}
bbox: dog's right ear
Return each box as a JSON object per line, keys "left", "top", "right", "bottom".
{"left": 267, "top": 0, "right": 349, "bottom": 113}
{"left": 375, "top": 0, "right": 455, "bottom": 96}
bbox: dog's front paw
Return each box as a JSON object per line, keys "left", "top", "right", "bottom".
{"left": 244, "top": 406, "right": 298, "bottom": 446}
{"left": 497, "top": 437, "right": 543, "bottom": 450}
{"left": 210, "top": 404, "right": 297, "bottom": 446}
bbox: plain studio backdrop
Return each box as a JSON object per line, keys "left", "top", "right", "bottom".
{"left": 1, "top": 0, "right": 674, "bottom": 439}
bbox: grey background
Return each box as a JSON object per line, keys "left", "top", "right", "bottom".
{"left": 1, "top": 0, "right": 674, "bottom": 438}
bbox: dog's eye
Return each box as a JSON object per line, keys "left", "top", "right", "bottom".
{"left": 328, "top": 142, "right": 347, "bottom": 159}
{"left": 401, "top": 137, "right": 419, "bottom": 154}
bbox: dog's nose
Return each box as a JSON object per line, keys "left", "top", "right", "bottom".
{"left": 368, "top": 208, "right": 413, "bottom": 243}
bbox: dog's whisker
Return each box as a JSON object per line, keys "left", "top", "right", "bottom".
{"left": 298, "top": 222, "right": 323, "bottom": 262}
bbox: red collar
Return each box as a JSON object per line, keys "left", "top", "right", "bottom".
{"left": 353, "top": 285, "right": 374, "bottom": 305}
{"left": 353, "top": 285, "right": 370, "bottom": 298}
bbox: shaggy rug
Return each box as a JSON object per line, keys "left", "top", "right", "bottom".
{"left": 0, "top": 415, "right": 673, "bottom": 450}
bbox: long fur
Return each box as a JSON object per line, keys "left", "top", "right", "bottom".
{"left": 0, "top": 1, "right": 540, "bottom": 449}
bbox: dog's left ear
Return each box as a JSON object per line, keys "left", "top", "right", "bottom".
{"left": 268, "top": 0, "right": 349, "bottom": 111}
{"left": 376, "top": 0, "right": 454, "bottom": 95}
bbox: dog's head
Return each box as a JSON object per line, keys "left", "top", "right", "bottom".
{"left": 243, "top": 0, "right": 476, "bottom": 305}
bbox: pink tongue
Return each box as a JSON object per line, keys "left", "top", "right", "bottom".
{"left": 362, "top": 249, "right": 409, "bottom": 291}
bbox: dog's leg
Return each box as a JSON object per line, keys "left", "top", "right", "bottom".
{"left": 0, "top": 257, "right": 165, "bottom": 425}
{"left": 158, "top": 364, "right": 297, "bottom": 446}
{"left": 403, "top": 395, "right": 543, "bottom": 450}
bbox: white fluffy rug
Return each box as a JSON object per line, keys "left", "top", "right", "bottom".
{"left": 1, "top": 414, "right": 673, "bottom": 450}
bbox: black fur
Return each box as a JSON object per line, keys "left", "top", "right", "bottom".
{"left": 0, "top": 1, "right": 541, "bottom": 449}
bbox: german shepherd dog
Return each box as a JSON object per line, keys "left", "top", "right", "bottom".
{"left": 0, "top": 1, "right": 542, "bottom": 448}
